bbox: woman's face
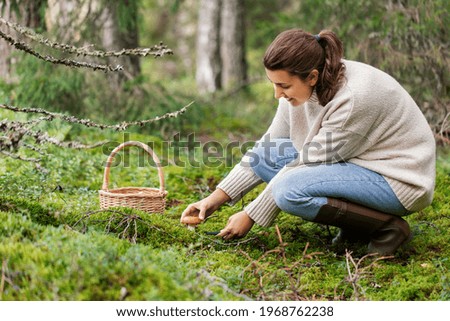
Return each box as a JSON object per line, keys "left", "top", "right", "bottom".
{"left": 265, "top": 68, "right": 317, "bottom": 106}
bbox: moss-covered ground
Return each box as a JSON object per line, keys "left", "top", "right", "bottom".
{"left": 0, "top": 129, "right": 448, "bottom": 301}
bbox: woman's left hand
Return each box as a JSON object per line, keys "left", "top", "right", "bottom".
{"left": 217, "top": 211, "right": 254, "bottom": 240}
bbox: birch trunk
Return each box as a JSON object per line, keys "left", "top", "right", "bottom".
{"left": 0, "top": 0, "right": 44, "bottom": 82}
{"left": 220, "top": 0, "right": 247, "bottom": 89}
{"left": 196, "top": 0, "right": 222, "bottom": 93}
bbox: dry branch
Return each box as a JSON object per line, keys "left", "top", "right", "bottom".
{"left": 0, "top": 18, "right": 173, "bottom": 72}
{"left": 72, "top": 209, "right": 176, "bottom": 243}
{"left": 0, "top": 18, "right": 185, "bottom": 167}
{"left": 239, "top": 225, "right": 323, "bottom": 300}
{"left": 0, "top": 101, "right": 194, "bottom": 165}
{"left": 197, "top": 269, "right": 253, "bottom": 301}
{"left": 0, "top": 101, "right": 194, "bottom": 131}
{"left": 0, "top": 17, "right": 173, "bottom": 59}
{"left": 336, "top": 250, "right": 393, "bottom": 300}
{"left": 0, "top": 259, "right": 17, "bottom": 300}
{"left": 0, "top": 28, "right": 123, "bottom": 72}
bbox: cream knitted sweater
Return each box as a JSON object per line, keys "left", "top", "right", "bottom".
{"left": 217, "top": 60, "right": 436, "bottom": 227}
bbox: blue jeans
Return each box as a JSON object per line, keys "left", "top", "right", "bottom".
{"left": 250, "top": 138, "right": 408, "bottom": 221}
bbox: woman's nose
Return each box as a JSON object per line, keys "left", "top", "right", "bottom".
{"left": 274, "top": 85, "right": 284, "bottom": 99}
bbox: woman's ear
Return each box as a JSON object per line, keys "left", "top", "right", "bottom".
{"left": 308, "top": 69, "right": 319, "bottom": 87}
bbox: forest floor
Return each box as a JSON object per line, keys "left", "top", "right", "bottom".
{"left": 0, "top": 127, "right": 448, "bottom": 301}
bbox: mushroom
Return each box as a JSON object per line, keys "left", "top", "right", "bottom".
{"left": 181, "top": 216, "right": 203, "bottom": 230}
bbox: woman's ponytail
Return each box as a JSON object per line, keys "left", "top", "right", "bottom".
{"left": 315, "top": 30, "right": 346, "bottom": 105}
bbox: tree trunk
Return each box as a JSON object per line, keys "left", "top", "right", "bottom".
{"left": 0, "top": 1, "right": 14, "bottom": 81}
{"left": 196, "top": 0, "right": 222, "bottom": 94}
{"left": 0, "top": 0, "right": 45, "bottom": 82}
{"left": 220, "top": 0, "right": 247, "bottom": 89}
{"left": 98, "top": 2, "right": 140, "bottom": 86}
{"left": 195, "top": 0, "right": 248, "bottom": 93}
{"left": 45, "top": 0, "right": 140, "bottom": 88}
{"left": 45, "top": 0, "right": 86, "bottom": 42}
{"left": 173, "top": 0, "right": 198, "bottom": 73}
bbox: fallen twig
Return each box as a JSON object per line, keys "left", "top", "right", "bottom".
{"left": 335, "top": 250, "right": 393, "bottom": 300}
{"left": 0, "top": 259, "right": 18, "bottom": 300}
{"left": 198, "top": 269, "right": 253, "bottom": 301}
{"left": 238, "top": 225, "right": 322, "bottom": 300}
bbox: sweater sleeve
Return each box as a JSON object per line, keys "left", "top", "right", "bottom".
{"left": 216, "top": 158, "right": 263, "bottom": 205}
{"left": 216, "top": 99, "right": 290, "bottom": 205}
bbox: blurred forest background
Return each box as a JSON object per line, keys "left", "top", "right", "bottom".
{"left": 0, "top": 0, "right": 448, "bottom": 145}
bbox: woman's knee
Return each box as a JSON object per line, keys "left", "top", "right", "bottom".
{"left": 248, "top": 138, "right": 297, "bottom": 182}
{"left": 272, "top": 176, "right": 308, "bottom": 211}
{"left": 271, "top": 174, "right": 327, "bottom": 221}
{"left": 247, "top": 141, "right": 268, "bottom": 177}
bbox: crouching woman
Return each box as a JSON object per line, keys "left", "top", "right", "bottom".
{"left": 181, "top": 29, "right": 436, "bottom": 255}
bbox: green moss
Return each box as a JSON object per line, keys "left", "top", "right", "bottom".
{"left": 0, "top": 219, "right": 239, "bottom": 300}
{"left": 1, "top": 129, "right": 448, "bottom": 301}
{"left": 0, "top": 195, "right": 60, "bottom": 227}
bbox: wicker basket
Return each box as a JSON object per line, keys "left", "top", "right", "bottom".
{"left": 99, "top": 141, "right": 167, "bottom": 213}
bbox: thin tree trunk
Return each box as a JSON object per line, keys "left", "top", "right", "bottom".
{"left": 0, "top": 0, "right": 14, "bottom": 81}
{"left": 0, "top": 0, "right": 45, "bottom": 82}
{"left": 99, "top": 2, "right": 140, "bottom": 86}
{"left": 45, "top": 0, "right": 83, "bottom": 42}
{"left": 196, "top": 0, "right": 222, "bottom": 93}
{"left": 173, "top": 0, "right": 198, "bottom": 72}
{"left": 220, "top": 0, "right": 247, "bottom": 89}
{"left": 45, "top": 0, "right": 140, "bottom": 89}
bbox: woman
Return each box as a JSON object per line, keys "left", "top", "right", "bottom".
{"left": 180, "top": 29, "right": 436, "bottom": 255}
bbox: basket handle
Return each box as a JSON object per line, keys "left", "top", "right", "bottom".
{"left": 102, "top": 141, "right": 165, "bottom": 193}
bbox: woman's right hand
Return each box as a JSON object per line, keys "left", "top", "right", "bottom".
{"left": 180, "top": 188, "right": 231, "bottom": 224}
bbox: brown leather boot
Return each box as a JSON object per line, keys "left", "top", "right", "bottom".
{"left": 313, "top": 198, "right": 411, "bottom": 255}
{"left": 331, "top": 228, "right": 370, "bottom": 245}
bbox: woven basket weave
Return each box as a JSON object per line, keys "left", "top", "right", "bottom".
{"left": 99, "top": 141, "right": 167, "bottom": 213}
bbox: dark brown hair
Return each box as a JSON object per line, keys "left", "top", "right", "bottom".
{"left": 263, "top": 29, "right": 345, "bottom": 106}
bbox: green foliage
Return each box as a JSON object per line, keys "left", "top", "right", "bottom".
{"left": 246, "top": 0, "right": 449, "bottom": 130}
{"left": 13, "top": 55, "right": 85, "bottom": 114}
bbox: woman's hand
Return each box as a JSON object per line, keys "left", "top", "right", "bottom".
{"left": 180, "top": 188, "right": 231, "bottom": 224}
{"left": 217, "top": 211, "right": 254, "bottom": 240}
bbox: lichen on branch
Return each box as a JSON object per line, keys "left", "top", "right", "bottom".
{"left": 0, "top": 18, "right": 173, "bottom": 72}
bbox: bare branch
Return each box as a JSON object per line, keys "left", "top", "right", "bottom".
{"left": 0, "top": 119, "right": 107, "bottom": 149}
{"left": 0, "top": 150, "right": 40, "bottom": 163}
{"left": 0, "top": 18, "right": 183, "bottom": 166}
{"left": 198, "top": 269, "right": 253, "bottom": 301}
{"left": 342, "top": 250, "right": 394, "bottom": 300}
{"left": 0, "top": 17, "right": 173, "bottom": 59}
{"left": 0, "top": 101, "right": 194, "bottom": 131}
{"left": 21, "top": 143, "right": 45, "bottom": 155}
{"left": 0, "top": 28, "right": 123, "bottom": 72}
